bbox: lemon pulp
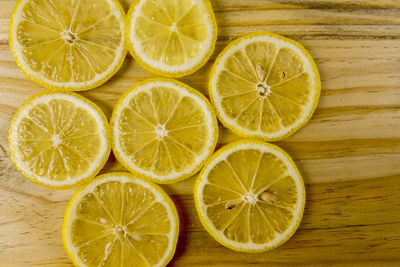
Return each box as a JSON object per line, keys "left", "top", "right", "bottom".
{"left": 126, "top": 0, "right": 217, "bottom": 77}
{"left": 63, "top": 173, "right": 179, "bottom": 267}
{"left": 195, "top": 140, "right": 305, "bottom": 252}
{"left": 210, "top": 32, "right": 320, "bottom": 140}
{"left": 8, "top": 92, "right": 110, "bottom": 188}
{"left": 10, "top": 0, "right": 126, "bottom": 90}
{"left": 111, "top": 78, "right": 218, "bottom": 183}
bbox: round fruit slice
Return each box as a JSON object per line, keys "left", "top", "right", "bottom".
{"left": 126, "top": 0, "right": 217, "bottom": 77}
{"left": 111, "top": 78, "right": 218, "bottom": 183}
{"left": 63, "top": 172, "right": 179, "bottom": 267}
{"left": 194, "top": 140, "right": 305, "bottom": 252}
{"left": 209, "top": 32, "right": 321, "bottom": 140}
{"left": 9, "top": 0, "right": 126, "bottom": 91}
{"left": 8, "top": 92, "right": 111, "bottom": 189}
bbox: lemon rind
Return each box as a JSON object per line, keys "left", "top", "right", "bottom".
{"left": 62, "top": 172, "right": 179, "bottom": 267}
{"left": 8, "top": 91, "right": 111, "bottom": 189}
{"left": 194, "top": 139, "right": 306, "bottom": 253}
{"left": 209, "top": 32, "right": 321, "bottom": 141}
{"left": 9, "top": 0, "right": 127, "bottom": 91}
{"left": 111, "top": 78, "right": 218, "bottom": 184}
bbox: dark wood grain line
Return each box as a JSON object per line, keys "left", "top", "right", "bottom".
{"left": 211, "top": 0, "right": 400, "bottom": 11}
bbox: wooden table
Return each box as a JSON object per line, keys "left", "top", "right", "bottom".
{"left": 1, "top": 0, "right": 400, "bottom": 266}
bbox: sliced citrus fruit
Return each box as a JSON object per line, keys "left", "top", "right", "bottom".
{"left": 194, "top": 140, "right": 305, "bottom": 252}
{"left": 209, "top": 32, "right": 321, "bottom": 141}
{"left": 111, "top": 78, "right": 218, "bottom": 183}
{"left": 8, "top": 92, "right": 111, "bottom": 189}
{"left": 126, "top": 0, "right": 217, "bottom": 77}
{"left": 9, "top": 0, "right": 126, "bottom": 91}
{"left": 62, "top": 172, "right": 179, "bottom": 267}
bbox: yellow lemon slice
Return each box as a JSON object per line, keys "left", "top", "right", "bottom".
{"left": 195, "top": 140, "right": 305, "bottom": 252}
{"left": 62, "top": 172, "right": 179, "bottom": 267}
{"left": 209, "top": 32, "right": 321, "bottom": 140}
{"left": 9, "top": 0, "right": 126, "bottom": 91}
{"left": 125, "top": 0, "right": 217, "bottom": 77}
{"left": 8, "top": 92, "right": 111, "bottom": 189}
{"left": 111, "top": 78, "right": 218, "bottom": 183}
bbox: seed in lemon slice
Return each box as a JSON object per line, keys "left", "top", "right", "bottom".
{"left": 9, "top": 0, "right": 126, "bottom": 91}
{"left": 62, "top": 172, "right": 179, "bottom": 267}
{"left": 125, "top": 0, "right": 217, "bottom": 77}
{"left": 111, "top": 78, "right": 218, "bottom": 183}
{"left": 209, "top": 32, "right": 321, "bottom": 141}
{"left": 8, "top": 92, "right": 111, "bottom": 189}
{"left": 194, "top": 140, "right": 305, "bottom": 252}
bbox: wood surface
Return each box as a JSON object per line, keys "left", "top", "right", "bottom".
{"left": 1, "top": 0, "right": 400, "bottom": 266}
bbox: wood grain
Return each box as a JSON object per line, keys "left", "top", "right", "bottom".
{"left": 1, "top": 0, "right": 400, "bottom": 266}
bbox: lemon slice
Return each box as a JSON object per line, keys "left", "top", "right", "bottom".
{"left": 8, "top": 92, "right": 111, "bottom": 189}
{"left": 126, "top": 0, "right": 217, "bottom": 77}
{"left": 209, "top": 32, "right": 321, "bottom": 141}
{"left": 194, "top": 140, "right": 305, "bottom": 252}
{"left": 62, "top": 172, "right": 179, "bottom": 267}
{"left": 9, "top": 0, "right": 126, "bottom": 91}
{"left": 111, "top": 78, "right": 218, "bottom": 183}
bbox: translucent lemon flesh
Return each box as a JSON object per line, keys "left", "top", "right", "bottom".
{"left": 210, "top": 33, "right": 320, "bottom": 140}
{"left": 126, "top": 0, "right": 216, "bottom": 76}
{"left": 8, "top": 92, "right": 110, "bottom": 188}
{"left": 63, "top": 173, "right": 178, "bottom": 267}
{"left": 112, "top": 79, "right": 218, "bottom": 183}
{"left": 10, "top": 0, "right": 125, "bottom": 90}
{"left": 195, "top": 140, "right": 305, "bottom": 252}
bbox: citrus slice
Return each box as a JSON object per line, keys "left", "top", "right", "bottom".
{"left": 194, "top": 140, "right": 305, "bottom": 252}
{"left": 111, "top": 78, "right": 218, "bottom": 183}
{"left": 126, "top": 0, "right": 217, "bottom": 77}
{"left": 9, "top": 0, "right": 126, "bottom": 91}
{"left": 8, "top": 92, "right": 111, "bottom": 189}
{"left": 62, "top": 172, "right": 179, "bottom": 267}
{"left": 209, "top": 32, "right": 321, "bottom": 141}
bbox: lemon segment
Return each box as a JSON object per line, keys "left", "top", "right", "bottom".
{"left": 126, "top": 0, "right": 217, "bottom": 77}
{"left": 8, "top": 92, "right": 111, "bottom": 189}
{"left": 111, "top": 78, "right": 218, "bottom": 183}
{"left": 209, "top": 32, "right": 321, "bottom": 140}
{"left": 194, "top": 140, "right": 305, "bottom": 252}
{"left": 62, "top": 172, "right": 179, "bottom": 267}
{"left": 9, "top": 0, "right": 126, "bottom": 91}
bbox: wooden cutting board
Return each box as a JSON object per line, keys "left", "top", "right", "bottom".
{"left": 1, "top": 0, "right": 400, "bottom": 266}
